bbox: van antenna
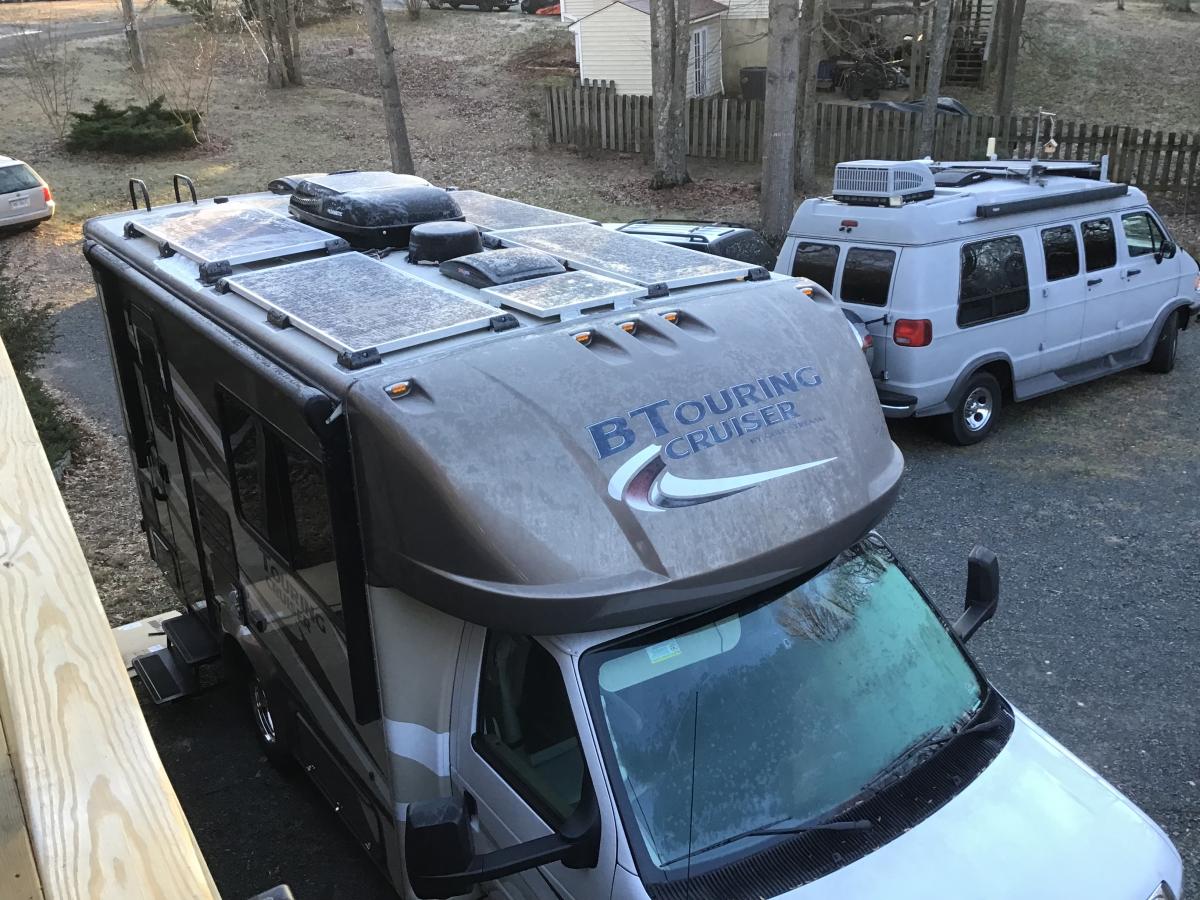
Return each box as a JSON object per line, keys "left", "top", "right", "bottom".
{"left": 684, "top": 687, "right": 700, "bottom": 900}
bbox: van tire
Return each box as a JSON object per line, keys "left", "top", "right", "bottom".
{"left": 247, "top": 668, "right": 296, "bottom": 771}
{"left": 943, "top": 371, "right": 1002, "bottom": 446}
{"left": 1145, "top": 312, "right": 1180, "bottom": 374}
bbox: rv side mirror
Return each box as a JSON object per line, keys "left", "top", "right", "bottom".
{"left": 405, "top": 785, "right": 601, "bottom": 900}
{"left": 1155, "top": 239, "right": 1177, "bottom": 263}
{"left": 952, "top": 545, "right": 1000, "bottom": 643}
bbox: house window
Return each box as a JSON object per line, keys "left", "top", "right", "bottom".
{"left": 957, "top": 235, "right": 1030, "bottom": 328}
{"left": 790, "top": 242, "right": 840, "bottom": 291}
{"left": 1082, "top": 218, "right": 1117, "bottom": 271}
{"left": 1040, "top": 225, "right": 1079, "bottom": 282}
{"left": 692, "top": 28, "right": 706, "bottom": 96}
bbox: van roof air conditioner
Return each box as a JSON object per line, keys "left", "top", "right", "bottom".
{"left": 833, "top": 160, "right": 936, "bottom": 207}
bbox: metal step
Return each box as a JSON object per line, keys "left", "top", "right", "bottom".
{"left": 131, "top": 647, "right": 198, "bottom": 704}
{"left": 163, "top": 612, "right": 221, "bottom": 666}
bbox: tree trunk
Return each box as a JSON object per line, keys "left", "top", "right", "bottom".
{"left": 118, "top": 0, "right": 145, "bottom": 73}
{"left": 362, "top": 0, "right": 416, "bottom": 174}
{"left": 994, "top": 0, "right": 1025, "bottom": 118}
{"left": 252, "top": 0, "right": 286, "bottom": 86}
{"left": 907, "top": 0, "right": 921, "bottom": 99}
{"left": 919, "top": 0, "right": 952, "bottom": 157}
{"left": 286, "top": 0, "right": 304, "bottom": 82}
{"left": 273, "top": 0, "right": 302, "bottom": 85}
{"left": 989, "top": 0, "right": 1011, "bottom": 78}
{"left": 759, "top": 0, "right": 800, "bottom": 243}
{"left": 649, "top": 0, "right": 691, "bottom": 188}
{"left": 795, "top": 0, "right": 822, "bottom": 193}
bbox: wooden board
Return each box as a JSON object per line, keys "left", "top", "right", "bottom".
{"left": 0, "top": 341, "right": 220, "bottom": 900}
{"left": 0, "top": 706, "right": 41, "bottom": 900}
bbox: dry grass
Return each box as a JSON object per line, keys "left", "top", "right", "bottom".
{"left": 0, "top": 0, "right": 175, "bottom": 26}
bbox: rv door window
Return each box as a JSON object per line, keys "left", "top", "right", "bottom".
{"left": 957, "top": 235, "right": 1030, "bottom": 328}
{"left": 840, "top": 248, "right": 896, "bottom": 307}
{"left": 474, "top": 634, "right": 586, "bottom": 827}
{"left": 1040, "top": 225, "right": 1080, "bottom": 282}
{"left": 1121, "top": 212, "right": 1168, "bottom": 258}
{"left": 1081, "top": 218, "right": 1117, "bottom": 271}
{"left": 790, "top": 242, "right": 840, "bottom": 292}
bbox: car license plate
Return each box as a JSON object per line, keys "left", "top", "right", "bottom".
{"left": 9, "top": 197, "right": 29, "bottom": 209}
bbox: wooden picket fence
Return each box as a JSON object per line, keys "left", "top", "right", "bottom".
{"left": 543, "top": 82, "right": 1200, "bottom": 193}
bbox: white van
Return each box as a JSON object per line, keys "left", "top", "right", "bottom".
{"left": 778, "top": 158, "right": 1200, "bottom": 444}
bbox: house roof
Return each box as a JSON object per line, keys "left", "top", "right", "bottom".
{"left": 618, "top": 0, "right": 728, "bottom": 21}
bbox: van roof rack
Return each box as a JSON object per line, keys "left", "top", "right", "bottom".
{"left": 933, "top": 157, "right": 1106, "bottom": 182}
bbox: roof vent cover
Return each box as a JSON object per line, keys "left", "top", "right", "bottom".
{"left": 439, "top": 248, "right": 566, "bottom": 289}
{"left": 408, "top": 221, "right": 483, "bottom": 264}
{"left": 833, "top": 160, "right": 936, "bottom": 207}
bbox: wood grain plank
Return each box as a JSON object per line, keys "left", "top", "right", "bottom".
{"left": 0, "top": 706, "right": 41, "bottom": 900}
{"left": 0, "top": 340, "right": 219, "bottom": 900}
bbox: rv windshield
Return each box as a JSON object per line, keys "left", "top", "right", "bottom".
{"left": 581, "top": 537, "right": 983, "bottom": 876}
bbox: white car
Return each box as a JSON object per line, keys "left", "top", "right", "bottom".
{"left": 0, "top": 156, "right": 54, "bottom": 232}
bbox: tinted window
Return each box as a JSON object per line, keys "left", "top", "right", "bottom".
{"left": 222, "top": 397, "right": 271, "bottom": 543}
{"left": 476, "top": 634, "right": 585, "bottom": 826}
{"left": 0, "top": 164, "right": 40, "bottom": 194}
{"left": 1041, "top": 225, "right": 1079, "bottom": 282}
{"left": 134, "top": 328, "right": 174, "bottom": 438}
{"left": 958, "top": 235, "right": 1030, "bottom": 328}
{"left": 790, "top": 242, "right": 840, "bottom": 291}
{"left": 1121, "top": 212, "right": 1168, "bottom": 258}
{"left": 285, "top": 442, "right": 337, "bottom": 572}
{"left": 711, "top": 230, "right": 777, "bottom": 269}
{"left": 1082, "top": 218, "right": 1116, "bottom": 271}
{"left": 840, "top": 248, "right": 896, "bottom": 306}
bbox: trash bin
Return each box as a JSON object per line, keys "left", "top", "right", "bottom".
{"left": 739, "top": 66, "right": 767, "bottom": 101}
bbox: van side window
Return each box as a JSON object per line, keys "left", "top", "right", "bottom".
{"left": 840, "top": 248, "right": 896, "bottom": 307}
{"left": 218, "top": 389, "right": 341, "bottom": 611}
{"left": 957, "top": 236, "right": 1030, "bottom": 328}
{"left": 1040, "top": 225, "right": 1079, "bottom": 281}
{"left": 1082, "top": 218, "right": 1117, "bottom": 271}
{"left": 790, "top": 242, "right": 840, "bottom": 291}
{"left": 475, "top": 634, "right": 585, "bottom": 827}
{"left": 1121, "top": 212, "right": 1170, "bottom": 258}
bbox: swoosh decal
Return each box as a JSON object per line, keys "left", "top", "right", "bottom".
{"left": 607, "top": 445, "right": 838, "bottom": 512}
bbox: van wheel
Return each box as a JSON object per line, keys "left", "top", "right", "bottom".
{"left": 248, "top": 669, "right": 295, "bottom": 770}
{"left": 943, "top": 371, "right": 1002, "bottom": 446}
{"left": 1145, "top": 312, "right": 1180, "bottom": 374}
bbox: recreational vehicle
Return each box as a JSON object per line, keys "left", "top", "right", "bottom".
{"left": 779, "top": 158, "right": 1200, "bottom": 444}
{"left": 84, "top": 176, "right": 1182, "bottom": 899}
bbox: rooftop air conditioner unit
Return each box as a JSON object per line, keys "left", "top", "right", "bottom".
{"left": 832, "top": 160, "right": 936, "bottom": 207}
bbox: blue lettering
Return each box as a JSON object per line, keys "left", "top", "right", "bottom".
{"left": 757, "top": 378, "right": 776, "bottom": 399}
{"left": 588, "top": 417, "right": 636, "bottom": 460}
{"left": 629, "top": 399, "right": 672, "bottom": 436}
{"left": 740, "top": 410, "right": 763, "bottom": 433}
{"left": 732, "top": 383, "right": 760, "bottom": 407}
{"left": 704, "top": 389, "right": 734, "bottom": 415}
{"left": 777, "top": 400, "right": 797, "bottom": 421}
{"left": 761, "top": 404, "right": 781, "bottom": 426}
{"left": 686, "top": 429, "right": 711, "bottom": 454}
{"left": 708, "top": 420, "right": 737, "bottom": 443}
{"left": 665, "top": 437, "right": 691, "bottom": 459}
{"left": 796, "top": 366, "right": 822, "bottom": 387}
{"left": 769, "top": 372, "right": 798, "bottom": 395}
{"left": 674, "top": 400, "right": 707, "bottom": 426}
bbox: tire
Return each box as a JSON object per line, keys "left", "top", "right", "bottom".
{"left": 942, "top": 370, "right": 1002, "bottom": 446}
{"left": 247, "top": 667, "right": 295, "bottom": 770}
{"left": 1145, "top": 311, "right": 1180, "bottom": 374}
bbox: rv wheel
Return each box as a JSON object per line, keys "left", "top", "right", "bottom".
{"left": 1145, "top": 311, "right": 1180, "bottom": 374}
{"left": 248, "top": 671, "right": 294, "bottom": 769}
{"left": 943, "top": 371, "right": 1001, "bottom": 446}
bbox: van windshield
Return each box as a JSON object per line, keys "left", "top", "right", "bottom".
{"left": 581, "top": 537, "right": 982, "bottom": 875}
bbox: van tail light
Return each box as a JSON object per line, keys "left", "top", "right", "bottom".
{"left": 893, "top": 319, "right": 933, "bottom": 347}
{"left": 42, "top": 186, "right": 52, "bottom": 203}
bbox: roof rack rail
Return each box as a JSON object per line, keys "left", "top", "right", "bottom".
{"left": 976, "top": 183, "right": 1129, "bottom": 219}
{"left": 933, "top": 156, "right": 1108, "bottom": 182}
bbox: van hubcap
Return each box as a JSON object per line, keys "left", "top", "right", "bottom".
{"left": 252, "top": 680, "right": 277, "bottom": 745}
{"left": 963, "top": 387, "right": 993, "bottom": 432}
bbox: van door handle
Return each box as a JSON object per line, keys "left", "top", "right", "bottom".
{"left": 1087, "top": 278, "right": 1103, "bottom": 286}
{"left": 1127, "top": 268, "right": 1141, "bottom": 277}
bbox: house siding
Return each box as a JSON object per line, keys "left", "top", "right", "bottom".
{"left": 576, "top": 3, "right": 654, "bottom": 94}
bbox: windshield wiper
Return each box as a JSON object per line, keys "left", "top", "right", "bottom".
{"left": 740, "top": 818, "right": 874, "bottom": 839}
{"left": 862, "top": 716, "right": 1002, "bottom": 796}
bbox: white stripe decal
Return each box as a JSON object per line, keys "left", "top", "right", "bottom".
{"left": 384, "top": 718, "right": 450, "bottom": 777}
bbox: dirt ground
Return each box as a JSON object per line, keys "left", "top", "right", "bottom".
{"left": 0, "top": 0, "right": 172, "bottom": 25}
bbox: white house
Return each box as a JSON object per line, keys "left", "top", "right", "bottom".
{"left": 564, "top": 0, "right": 728, "bottom": 97}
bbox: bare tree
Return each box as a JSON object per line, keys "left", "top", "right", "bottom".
{"left": 134, "top": 26, "right": 221, "bottom": 142}
{"left": 246, "top": 0, "right": 302, "bottom": 86}
{"left": 14, "top": 21, "right": 81, "bottom": 142}
{"left": 362, "top": 0, "right": 416, "bottom": 173}
{"left": 760, "top": 0, "right": 800, "bottom": 242}
{"left": 649, "top": 0, "right": 692, "bottom": 188}
{"left": 993, "top": 0, "right": 1025, "bottom": 118}
{"left": 919, "top": 0, "right": 951, "bottom": 156}
{"left": 795, "top": 0, "right": 823, "bottom": 193}
{"left": 119, "top": 0, "right": 147, "bottom": 72}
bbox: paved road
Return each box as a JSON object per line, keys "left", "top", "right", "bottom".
{"left": 41, "top": 298, "right": 1200, "bottom": 897}
{"left": 0, "top": 14, "right": 188, "bottom": 56}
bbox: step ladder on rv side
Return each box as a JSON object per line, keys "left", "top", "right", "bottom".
{"left": 130, "top": 610, "right": 222, "bottom": 703}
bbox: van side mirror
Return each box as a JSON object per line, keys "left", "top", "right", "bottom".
{"left": 952, "top": 545, "right": 1000, "bottom": 642}
{"left": 405, "top": 785, "right": 601, "bottom": 899}
{"left": 1155, "top": 239, "right": 1177, "bottom": 263}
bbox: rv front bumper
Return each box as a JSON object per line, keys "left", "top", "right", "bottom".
{"left": 877, "top": 386, "right": 918, "bottom": 418}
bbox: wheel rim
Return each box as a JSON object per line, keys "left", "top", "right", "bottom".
{"left": 252, "top": 680, "right": 277, "bottom": 745}
{"left": 962, "top": 386, "right": 993, "bottom": 432}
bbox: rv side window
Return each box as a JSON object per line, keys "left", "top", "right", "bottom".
{"left": 790, "top": 242, "right": 840, "bottom": 291}
{"left": 1121, "top": 212, "right": 1169, "bottom": 258}
{"left": 133, "top": 329, "right": 174, "bottom": 438}
{"left": 1081, "top": 218, "right": 1117, "bottom": 271}
{"left": 957, "top": 236, "right": 1029, "bottom": 328}
{"left": 1041, "top": 225, "right": 1080, "bottom": 282}
{"left": 474, "top": 634, "right": 585, "bottom": 827}
{"left": 840, "top": 248, "right": 896, "bottom": 307}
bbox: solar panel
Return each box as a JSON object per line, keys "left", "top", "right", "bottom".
{"left": 131, "top": 204, "right": 338, "bottom": 268}
{"left": 451, "top": 191, "right": 593, "bottom": 232}
{"left": 222, "top": 253, "right": 501, "bottom": 360}
{"left": 482, "top": 270, "right": 645, "bottom": 319}
{"left": 491, "top": 222, "right": 756, "bottom": 288}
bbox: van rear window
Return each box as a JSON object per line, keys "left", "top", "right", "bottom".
{"left": 0, "top": 164, "right": 40, "bottom": 195}
{"left": 840, "top": 248, "right": 896, "bottom": 307}
{"left": 958, "top": 235, "right": 1029, "bottom": 328}
{"left": 790, "top": 242, "right": 839, "bottom": 291}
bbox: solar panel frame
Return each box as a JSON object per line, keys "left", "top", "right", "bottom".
{"left": 489, "top": 222, "right": 756, "bottom": 288}
{"left": 450, "top": 190, "right": 594, "bottom": 232}
{"left": 132, "top": 204, "right": 337, "bottom": 267}
{"left": 222, "top": 253, "right": 501, "bottom": 356}
{"left": 481, "top": 270, "right": 646, "bottom": 319}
